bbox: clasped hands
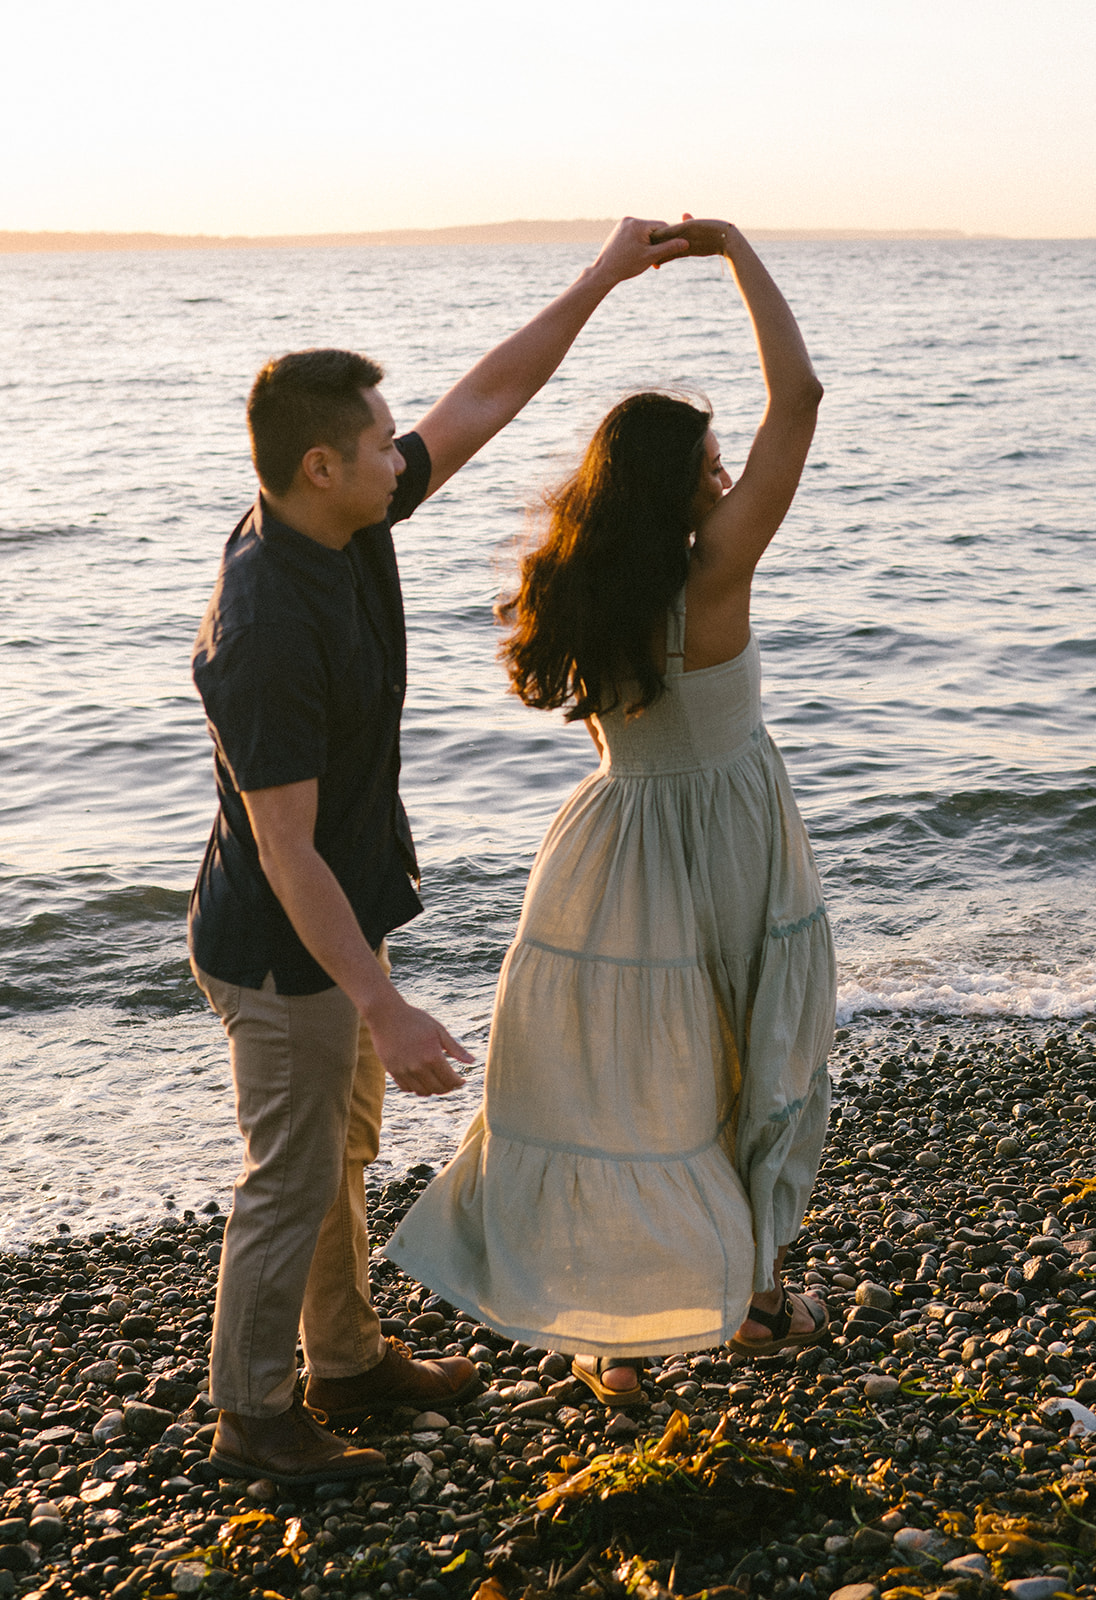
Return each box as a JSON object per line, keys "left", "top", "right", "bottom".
{"left": 650, "top": 214, "right": 731, "bottom": 258}
{"left": 596, "top": 214, "right": 732, "bottom": 280}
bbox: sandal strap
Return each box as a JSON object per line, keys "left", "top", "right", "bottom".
{"left": 597, "top": 1356, "right": 643, "bottom": 1375}
{"left": 743, "top": 1293, "right": 793, "bottom": 1340}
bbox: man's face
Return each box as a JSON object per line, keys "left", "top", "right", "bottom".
{"left": 331, "top": 388, "right": 406, "bottom": 529}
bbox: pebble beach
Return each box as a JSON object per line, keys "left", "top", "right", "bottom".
{"left": 3, "top": 1015, "right": 1096, "bottom": 1600}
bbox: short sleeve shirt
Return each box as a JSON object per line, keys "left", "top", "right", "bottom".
{"left": 188, "top": 431, "right": 430, "bottom": 992}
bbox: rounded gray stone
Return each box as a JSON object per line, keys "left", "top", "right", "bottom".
{"left": 946, "top": 1554, "right": 992, "bottom": 1578}
{"left": 1005, "top": 1580, "right": 1070, "bottom": 1600}
{"left": 411, "top": 1411, "right": 450, "bottom": 1431}
{"left": 123, "top": 1400, "right": 175, "bottom": 1438}
{"left": 171, "top": 1561, "right": 208, "bottom": 1596}
{"left": 91, "top": 1410, "right": 127, "bottom": 1446}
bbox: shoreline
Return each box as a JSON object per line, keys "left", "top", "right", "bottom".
{"left": 3, "top": 1012, "right": 1094, "bottom": 1258}
{"left": 3, "top": 1013, "right": 1096, "bottom": 1600}
{"left": 0, "top": 225, "right": 1028, "bottom": 256}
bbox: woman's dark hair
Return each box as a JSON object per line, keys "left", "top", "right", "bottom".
{"left": 497, "top": 391, "right": 713, "bottom": 720}
{"left": 247, "top": 348, "right": 384, "bottom": 496}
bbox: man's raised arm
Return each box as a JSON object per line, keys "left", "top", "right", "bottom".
{"left": 415, "top": 217, "right": 689, "bottom": 497}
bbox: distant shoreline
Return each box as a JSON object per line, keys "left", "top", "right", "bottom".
{"left": 0, "top": 219, "right": 1036, "bottom": 255}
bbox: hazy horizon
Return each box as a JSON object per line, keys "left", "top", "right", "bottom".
{"left": 5, "top": 220, "right": 1077, "bottom": 256}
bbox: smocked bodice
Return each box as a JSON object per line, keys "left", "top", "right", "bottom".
{"left": 592, "top": 608, "right": 763, "bottom": 777}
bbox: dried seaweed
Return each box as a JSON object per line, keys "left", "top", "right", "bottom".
{"left": 525, "top": 1409, "right": 851, "bottom": 1562}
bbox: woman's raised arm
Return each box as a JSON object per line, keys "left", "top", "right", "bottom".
{"left": 653, "top": 217, "right": 823, "bottom": 599}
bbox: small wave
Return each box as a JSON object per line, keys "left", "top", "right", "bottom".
{"left": 818, "top": 778, "right": 1096, "bottom": 861}
{"left": 0, "top": 523, "right": 96, "bottom": 546}
{"left": 837, "top": 956, "right": 1096, "bottom": 1023}
{"left": 1048, "top": 636, "right": 1096, "bottom": 659}
{"left": 925, "top": 781, "right": 1096, "bottom": 845}
{"left": 0, "top": 880, "right": 198, "bottom": 1016}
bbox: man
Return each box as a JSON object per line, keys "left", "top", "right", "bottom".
{"left": 189, "top": 218, "right": 690, "bottom": 1486}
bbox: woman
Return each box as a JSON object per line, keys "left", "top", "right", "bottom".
{"left": 387, "top": 218, "right": 836, "bottom": 1404}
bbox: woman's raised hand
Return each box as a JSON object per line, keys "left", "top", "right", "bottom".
{"left": 649, "top": 215, "right": 730, "bottom": 257}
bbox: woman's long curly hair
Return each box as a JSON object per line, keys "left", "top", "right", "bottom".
{"left": 497, "top": 392, "right": 713, "bottom": 721}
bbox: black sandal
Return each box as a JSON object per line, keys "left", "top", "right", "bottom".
{"left": 729, "top": 1291, "right": 829, "bottom": 1356}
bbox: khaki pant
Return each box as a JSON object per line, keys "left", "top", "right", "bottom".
{"left": 193, "top": 956, "right": 389, "bottom": 1416}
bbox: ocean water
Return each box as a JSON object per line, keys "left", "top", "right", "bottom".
{"left": 1, "top": 237, "right": 1094, "bottom": 1246}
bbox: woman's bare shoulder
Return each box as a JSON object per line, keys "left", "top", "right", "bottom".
{"left": 680, "top": 563, "right": 752, "bottom": 670}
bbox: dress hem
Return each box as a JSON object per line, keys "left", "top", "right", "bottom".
{"left": 379, "top": 1252, "right": 745, "bottom": 1359}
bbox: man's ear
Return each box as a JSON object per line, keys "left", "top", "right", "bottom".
{"left": 299, "top": 443, "right": 338, "bottom": 491}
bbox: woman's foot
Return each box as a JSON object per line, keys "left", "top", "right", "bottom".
{"left": 571, "top": 1355, "right": 645, "bottom": 1407}
{"left": 729, "top": 1288, "right": 829, "bottom": 1356}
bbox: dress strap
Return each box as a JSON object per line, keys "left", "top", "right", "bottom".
{"left": 665, "top": 587, "right": 686, "bottom": 676}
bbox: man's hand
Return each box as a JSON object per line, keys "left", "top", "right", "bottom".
{"left": 589, "top": 215, "right": 692, "bottom": 283}
{"left": 242, "top": 777, "right": 473, "bottom": 1096}
{"left": 650, "top": 214, "right": 731, "bottom": 258}
{"left": 364, "top": 987, "right": 473, "bottom": 1097}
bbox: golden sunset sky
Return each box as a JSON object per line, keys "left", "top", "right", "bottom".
{"left": 3, "top": 0, "right": 1094, "bottom": 238}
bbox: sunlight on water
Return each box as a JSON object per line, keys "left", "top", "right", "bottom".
{"left": 1, "top": 238, "right": 1094, "bottom": 1242}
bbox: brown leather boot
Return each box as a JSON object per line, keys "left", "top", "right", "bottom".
{"left": 209, "top": 1394, "right": 386, "bottom": 1484}
{"left": 305, "top": 1337, "right": 480, "bottom": 1423}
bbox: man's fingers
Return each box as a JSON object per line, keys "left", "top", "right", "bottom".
{"left": 418, "top": 1058, "right": 467, "bottom": 1095}
{"left": 441, "top": 1028, "right": 474, "bottom": 1066}
{"left": 436, "top": 1061, "right": 468, "bottom": 1091}
{"left": 391, "top": 1059, "right": 467, "bottom": 1096}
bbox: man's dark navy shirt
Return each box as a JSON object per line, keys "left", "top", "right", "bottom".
{"left": 188, "top": 432, "right": 430, "bottom": 993}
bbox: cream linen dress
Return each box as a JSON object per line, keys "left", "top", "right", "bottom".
{"left": 386, "top": 594, "right": 836, "bottom": 1357}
